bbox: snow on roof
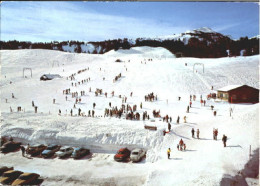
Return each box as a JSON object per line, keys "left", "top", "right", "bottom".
{"left": 42, "top": 74, "right": 61, "bottom": 79}
{"left": 218, "top": 85, "right": 243, "bottom": 92}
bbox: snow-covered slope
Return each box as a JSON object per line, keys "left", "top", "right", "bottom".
{"left": 0, "top": 47, "right": 259, "bottom": 185}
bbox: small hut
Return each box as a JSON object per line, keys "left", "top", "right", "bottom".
{"left": 40, "top": 74, "right": 61, "bottom": 81}
{"left": 217, "top": 85, "right": 259, "bottom": 103}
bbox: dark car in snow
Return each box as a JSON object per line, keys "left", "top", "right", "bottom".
{"left": 41, "top": 144, "right": 61, "bottom": 158}
{"left": 0, "top": 141, "right": 21, "bottom": 153}
{"left": 27, "top": 144, "right": 47, "bottom": 156}
{"left": 0, "top": 170, "right": 23, "bottom": 185}
{"left": 11, "top": 172, "right": 40, "bottom": 186}
{"left": 71, "top": 147, "right": 90, "bottom": 159}
{"left": 0, "top": 166, "right": 14, "bottom": 176}
{"left": 114, "top": 148, "right": 131, "bottom": 162}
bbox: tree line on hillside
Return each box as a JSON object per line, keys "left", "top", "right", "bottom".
{"left": 0, "top": 35, "right": 258, "bottom": 58}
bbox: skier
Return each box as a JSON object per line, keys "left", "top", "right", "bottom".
{"left": 32, "top": 101, "right": 34, "bottom": 107}
{"left": 168, "top": 123, "right": 171, "bottom": 132}
{"left": 78, "top": 108, "right": 81, "bottom": 116}
{"left": 187, "top": 106, "right": 190, "bottom": 113}
{"left": 191, "top": 128, "right": 195, "bottom": 138}
{"left": 140, "top": 102, "right": 142, "bottom": 109}
{"left": 34, "top": 106, "right": 38, "bottom": 113}
{"left": 190, "top": 101, "right": 192, "bottom": 108}
{"left": 183, "top": 143, "right": 186, "bottom": 151}
{"left": 196, "top": 129, "right": 200, "bottom": 139}
{"left": 93, "top": 103, "right": 96, "bottom": 109}
{"left": 214, "top": 111, "right": 217, "bottom": 116}
{"left": 53, "top": 99, "right": 55, "bottom": 104}
{"left": 177, "top": 116, "right": 180, "bottom": 124}
{"left": 12, "top": 93, "right": 14, "bottom": 98}
{"left": 203, "top": 100, "right": 206, "bottom": 106}
{"left": 167, "top": 148, "right": 171, "bottom": 159}
{"left": 59, "top": 109, "right": 61, "bottom": 115}
{"left": 21, "top": 145, "right": 25, "bottom": 157}
{"left": 222, "top": 134, "right": 227, "bottom": 147}
{"left": 70, "top": 109, "right": 73, "bottom": 116}
{"left": 215, "top": 129, "right": 218, "bottom": 140}
{"left": 177, "top": 144, "right": 180, "bottom": 151}
{"left": 184, "top": 116, "right": 187, "bottom": 123}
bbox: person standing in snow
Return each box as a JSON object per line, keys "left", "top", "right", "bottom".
{"left": 21, "top": 145, "right": 25, "bottom": 157}
{"left": 70, "top": 109, "right": 73, "bottom": 116}
{"left": 184, "top": 116, "right": 187, "bottom": 123}
{"left": 214, "top": 111, "right": 217, "bottom": 116}
{"left": 191, "top": 128, "right": 195, "bottom": 138}
{"left": 32, "top": 101, "right": 34, "bottom": 107}
{"left": 93, "top": 103, "right": 96, "bottom": 109}
{"left": 222, "top": 134, "right": 227, "bottom": 147}
{"left": 78, "top": 108, "right": 81, "bottom": 116}
{"left": 140, "top": 102, "right": 142, "bottom": 109}
{"left": 190, "top": 101, "right": 192, "bottom": 108}
{"left": 177, "top": 116, "right": 180, "bottom": 124}
{"left": 203, "top": 100, "right": 206, "bottom": 106}
{"left": 59, "top": 109, "right": 61, "bottom": 115}
{"left": 167, "top": 148, "right": 171, "bottom": 159}
{"left": 187, "top": 106, "right": 190, "bottom": 113}
{"left": 53, "top": 99, "right": 55, "bottom": 104}
{"left": 177, "top": 144, "right": 179, "bottom": 151}
{"left": 196, "top": 129, "right": 200, "bottom": 139}
{"left": 168, "top": 123, "right": 171, "bottom": 132}
{"left": 184, "top": 144, "right": 186, "bottom": 151}
{"left": 215, "top": 129, "right": 218, "bottom": 140}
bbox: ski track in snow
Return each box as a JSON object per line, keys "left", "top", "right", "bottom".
{"left": 0, "top": 47, "right": 259, "bottom": 185}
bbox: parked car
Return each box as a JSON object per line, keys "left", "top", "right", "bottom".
{"left": 41, "top": 144, "right": 61, "bottom": 158}
{"left": 27, "top": 144, "right": 47, "bottom": 156}
{"left": 11, "top": 172, "right": 40, "bottom": 185}
{"left": 0, "top": 170, "right": 23, "bottom": 185}
{"left": 0, "top": 166, "right": 14, "bottom": 176}
{"left": 0, "top": 141, "right": 21, "bottom": 153}
{"left": 71, "top": 147, "right": 90, "bottom": 159}
{"left": 114, "top": 148, "right": 131, "bottom": 162}
{"left": 130, "top": 148, "right": 146, "bottom": 162}
{"left": 55, "top": 146, "right": 74, "bottom": 159}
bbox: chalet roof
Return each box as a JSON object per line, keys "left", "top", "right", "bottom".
{"left": 218, "top": 85, "right": 243, "bottom": 92}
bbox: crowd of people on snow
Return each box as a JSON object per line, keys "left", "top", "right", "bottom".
{"left": 113, "top": 73, "right": 122, "bottom": 83}
{"left": 144, "top": 92, "right": 158, "bottom": 102}
{"left": 6, "top": 61, "right": 232, "bottom": 163}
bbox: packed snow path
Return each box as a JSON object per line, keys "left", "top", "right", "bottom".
{"left": 1, "top": 47, "right": 259, "bottom": 185}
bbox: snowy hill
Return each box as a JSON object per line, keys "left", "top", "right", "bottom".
{"left": 0, "top": 48, "right": 259, "bottom": 185}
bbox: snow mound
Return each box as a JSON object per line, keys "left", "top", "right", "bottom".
{"left": 105, "top": 46, "right": 175, "bottom": 58}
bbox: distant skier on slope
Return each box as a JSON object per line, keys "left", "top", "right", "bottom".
{"left": 168, "top": 123, "right": 171, "bottom": 132}
{"left": 167, "top": 148, "right": 171, "bottom": 159}
{"left": 177, "top": 116, "right": 180, "bottom": 124}
{"left": 222, "top": 135, "right": 227, "bottom": 147}
{"left": 191, "top": 128, "right": 195, "bottom": 138}
{"left": 196, "top": 129, "right": 200, "bottom": 139}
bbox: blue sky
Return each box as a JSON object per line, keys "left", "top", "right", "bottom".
{"left": 1, "top": 1, "right": 259, "bottom": 42}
